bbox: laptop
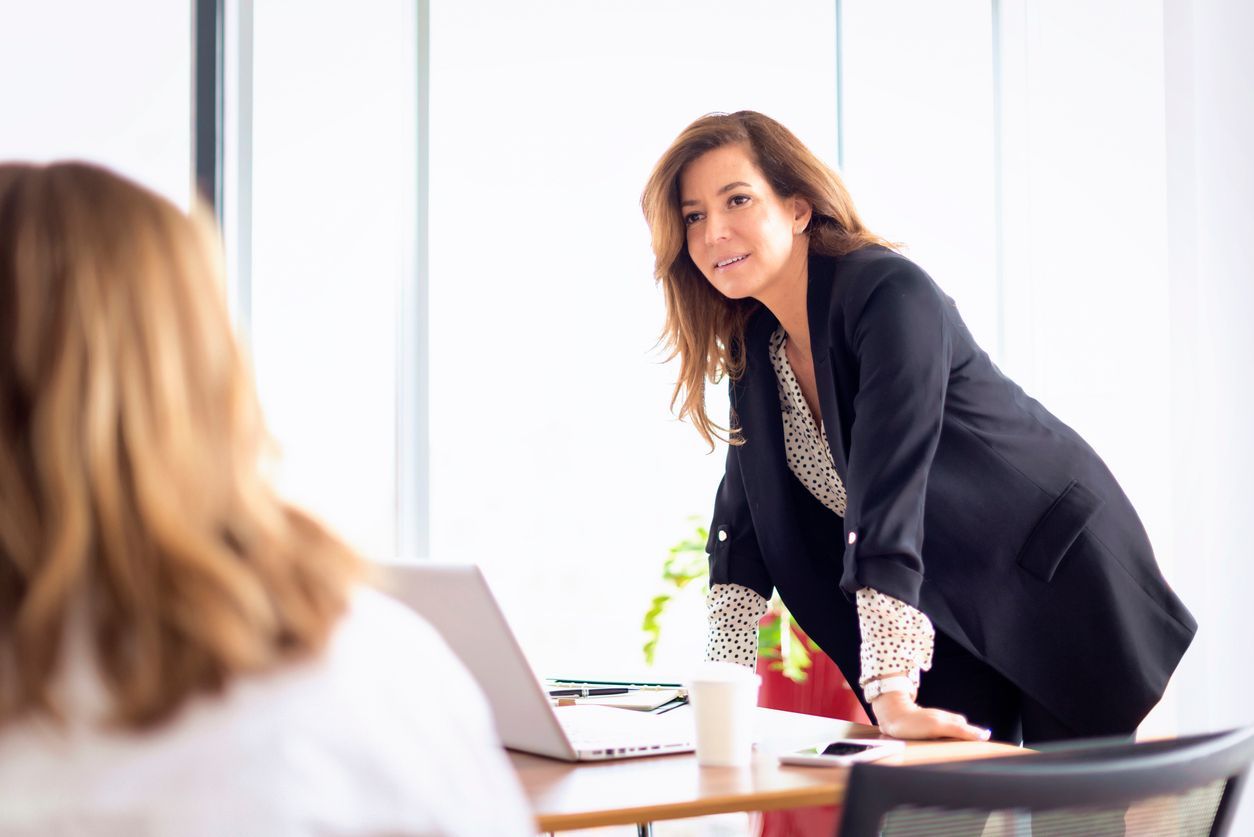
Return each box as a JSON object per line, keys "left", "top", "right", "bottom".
{"left": 382, "top": 563, "right": 695, "bottom": 761}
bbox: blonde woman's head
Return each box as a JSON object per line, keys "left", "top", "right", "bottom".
{"left": 0, "top": 162, "right": 359, "bottom": 729}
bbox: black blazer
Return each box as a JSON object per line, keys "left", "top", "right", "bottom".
{"left": 706, "top": 246, "right": 1196, "bottom": 735}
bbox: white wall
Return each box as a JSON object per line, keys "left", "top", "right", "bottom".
{"left": 842, "top": 0, "right": 998, "bottom": 352}
{"left": 0, "top": 2, "right": 191, "bottom": 207}
{"left": 1163, "top": 0, "right": 1254, "bottom": 753}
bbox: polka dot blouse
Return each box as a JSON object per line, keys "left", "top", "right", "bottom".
{"left": 768, "top": 325, "right": 849, "bottom": 516}
{"left": 705, "top": 326, "right": 935, "bottom": 701}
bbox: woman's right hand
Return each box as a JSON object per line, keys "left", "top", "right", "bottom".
{"left": 871, "top": 692, "right": 992, "bottom": 741}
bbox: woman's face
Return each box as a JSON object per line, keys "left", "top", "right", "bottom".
{"left": 679, "top": 143, "right": 810, "bottom": 302}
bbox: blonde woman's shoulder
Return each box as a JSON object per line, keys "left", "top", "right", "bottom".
{"left": 0, "top": 583, "right": 535, "bottom": 837}
{"left": 248, "top": 582, "right": 538, "bottom": 835}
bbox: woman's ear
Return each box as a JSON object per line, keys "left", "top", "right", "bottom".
{"left": 792, "top": 197, "right": 813, "bottom": 235}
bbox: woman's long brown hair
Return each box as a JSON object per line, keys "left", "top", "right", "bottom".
{"left": 0, "top": 162, "right": 360, "bottom": 729}
{"left": 641, "top": 111, "right": 895, "bottom": 448}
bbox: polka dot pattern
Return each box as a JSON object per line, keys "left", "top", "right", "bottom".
{"left": 855, "top": 587, "right": 935, "bottom": 693}
{"left": 704, "top": 583, "right": 769, "bottom": 669}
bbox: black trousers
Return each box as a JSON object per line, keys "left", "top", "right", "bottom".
{"left": 915, "top": 628, "right": 1137, "bottom": 747}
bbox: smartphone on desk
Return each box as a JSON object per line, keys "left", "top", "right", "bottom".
{"left": 777, "top": 738, "right": 905, "bottom": 767}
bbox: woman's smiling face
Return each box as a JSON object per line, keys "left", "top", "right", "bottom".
{"left": 679, "top": 143, "right": 811, "bottom": 302}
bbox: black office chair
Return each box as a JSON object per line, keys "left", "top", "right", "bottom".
{"left": 837, "top": 727, "right": 1254, "bottom": 836}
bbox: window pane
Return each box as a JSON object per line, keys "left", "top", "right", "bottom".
{"left": 842, "top": 0, "right": 998, "bottom": 353}
{"left": 0, "top": 2, "right": 191, "bottom": 207}
{"left": 429, "top": 0, "right": 838, "bottom": 679}
{"left": 248, "top": 0, "right": 417, "bottom": 561}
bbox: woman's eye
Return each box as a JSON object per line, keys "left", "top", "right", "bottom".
{"left": 683, "top": 212, "right": 703, "bottom": 226}
{"left": 729, "top": 194, "right": 750, "bottom": 207}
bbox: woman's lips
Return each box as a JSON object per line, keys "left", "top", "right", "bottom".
{"left": 714, "top": 254, "right": 750, "bottom": 272}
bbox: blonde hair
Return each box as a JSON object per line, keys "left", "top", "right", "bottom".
{"left": 0, "top": 162, "right": 360, "bottom": 729}
{"left": 641, "top": 111, "right": 896, "bottom": 448}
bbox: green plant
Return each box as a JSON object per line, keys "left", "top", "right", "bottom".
{"left": 641, "top": 519, "right": 709, "bottom": 666}
{"left": 642, "top": 516, "right": 819, "bottom": 682}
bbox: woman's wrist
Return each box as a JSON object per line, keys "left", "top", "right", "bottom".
{"left": 861, "top": 670, "right": 917, "bottom": 703}
{"left": 870, "top": 690, "right": 916, "bottom": 724}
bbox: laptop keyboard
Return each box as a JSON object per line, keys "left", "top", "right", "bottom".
{"left": 556, "top": 705, "right": 693, "bottom": 751}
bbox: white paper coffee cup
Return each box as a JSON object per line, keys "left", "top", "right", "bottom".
{"left": 685, "top": 661, "right": 761, "bottom": 767}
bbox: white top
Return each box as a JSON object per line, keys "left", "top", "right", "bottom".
{"left": 705, "top": 326, "right": 934, "bottom": 700}
{"left": 0, "top": 586, "right": 535, "bottom": 837}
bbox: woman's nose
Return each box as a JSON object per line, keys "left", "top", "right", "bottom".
{"left": 704, "top": 212, "right": 730, "bottom": 246}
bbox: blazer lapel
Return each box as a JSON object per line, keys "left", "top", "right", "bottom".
{"left": 733, "top": 307, "right": 808, "bottom": 552}
{"left": 806, "top": 255, "right": 850, "bottom": 482}
{"left": 735, "top": 305, "right": 787, "bottom": 477}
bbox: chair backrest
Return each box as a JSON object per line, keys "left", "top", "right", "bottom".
{"left": 838, "top": 727, "right": 1254, "bottom": 837}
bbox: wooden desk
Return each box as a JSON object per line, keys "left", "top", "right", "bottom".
{"left": 511, "top": 708, "right": 1025, "bottom": 832}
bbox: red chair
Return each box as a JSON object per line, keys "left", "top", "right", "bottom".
{"left": 754, "top": 613, "right": 870, "bottom": 837}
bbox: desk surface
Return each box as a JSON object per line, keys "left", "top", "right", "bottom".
{"left": 511, "top": 708, "right": 1026, "bottom": 832}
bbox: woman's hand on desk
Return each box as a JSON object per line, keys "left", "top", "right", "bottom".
{"left": 871, "top": 692, "right": 992, "bottom": 741}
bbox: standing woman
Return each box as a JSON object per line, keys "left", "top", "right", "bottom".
{"left": 641, "top": 112, "right": 1196, "bottom": 745}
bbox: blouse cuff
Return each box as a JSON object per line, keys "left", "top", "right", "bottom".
{"left": 705, "top": 583, "right": 769, "bottom": 669}
{"left": 856, "top": 586, "right": 935, "bottom": 695}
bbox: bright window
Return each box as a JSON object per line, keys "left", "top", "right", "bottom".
{"left": 246, "top": 0, "right": 418, "bottom": 563}
{"left": 0, "top": 2, "right": 191, "bottom": 207}
{"left": 428, "top": 0, "right": 838, "bottom": 679}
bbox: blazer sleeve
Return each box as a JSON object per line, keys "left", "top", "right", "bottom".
{"left": 838, "top": 260, "right": 952, "bottom": 608}
{"left": 706, "top": 442, "right": 775, "bottom": 603}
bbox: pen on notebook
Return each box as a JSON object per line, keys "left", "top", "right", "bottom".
{"left": 651, "top": 696, "right": 689, "bottom": 715}
{"left": 547, "top": 687, "right": 631, "bottom": 697}
{"left": 548, "top": 679, "right": 682, "bottom": 688}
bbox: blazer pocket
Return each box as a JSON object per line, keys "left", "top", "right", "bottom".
{"left": 1016, "top": 480, "right": 1105, "bottom": 582}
